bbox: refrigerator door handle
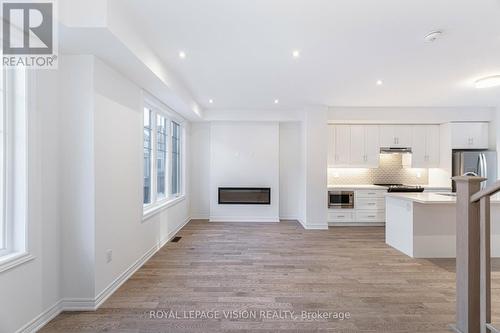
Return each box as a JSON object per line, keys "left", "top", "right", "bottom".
{"left": 480, "top": 153, "right": 487, "bottom": 189}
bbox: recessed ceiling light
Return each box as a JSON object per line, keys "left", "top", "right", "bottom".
{"left": 475, "top": 75, "right": 500, "bottom": 89}
{"left": 209, "top": 99, "right": 214, "bottom": 104}
{"left": 274, "top": 99, "right": 279, "bottom": 104}
{"left": 424, "top": 30, "right": 443, "bottom": 43}
{"left": 292, "top": 50, "right": 300, "bottom": 58}
{"left": 179, "top": 51, "right": 186, "bottom": 59}
{"left": 376, "top": 80, "right": 383, "bottom": 86}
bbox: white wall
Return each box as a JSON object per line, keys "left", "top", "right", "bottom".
{"left": 1, "top": 55, "right": 193, "bottom": 333}
{"left": 190, "top": 122, "right": 211, "bottom": 219}
{"left": 328, "top": 107, "right": 496, "bottom": 123}
{"left": 209, "top": 122, "right": 280, "bottom": 222}
{"left": 59, "top": 55, "right": 96, "bottom": 299}
{"left": 279, "top": 122, "right": 304, "bottom": 220}
{"left": 0, "top": 70, "right": 61, "bottom": 332}
{"left": 93, "top": 57, "right": 192, "bottom": 295}
{"left": 303, "top": 109, "right": 328, "bottom": 229}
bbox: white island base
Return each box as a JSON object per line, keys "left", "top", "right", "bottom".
{"left": 385, "top": 193, "right": 500, "bottom": 258}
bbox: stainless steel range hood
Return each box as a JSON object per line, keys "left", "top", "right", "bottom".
{"left": 380, "top": 147, "right": 412, "bottom": 154}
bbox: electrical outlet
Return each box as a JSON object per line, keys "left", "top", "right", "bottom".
{"left": 106, "top": 249, "right": 113, "bottom": 263}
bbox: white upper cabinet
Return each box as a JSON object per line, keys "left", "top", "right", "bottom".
{"left": 379, "top": 125, "right": 412, "bottom": 147}
{"left": 411, "top": 125, "right": 440, "bottom": 168}
{"left": 327, "top": 125, "right": 350, "bottom": 167}
{"left": 364, "top": 125, "right": 380, "bottom": 167}
{"left": 329, "top": 125, "right": 379, "bottom": 168}
{"left": 349, "top": 125, "right": 365, "bottom": 166}
{"left": 349, "top": 125, "right": 380, "bottom": 167}
{"left": 451, "top": 122, "right": 489, "bottom": 149}
{"left": 335, "top": 125, "right": 351, "bottom": 165}
{"left": 327, "top": 125, "right": 336, "bottom": 167}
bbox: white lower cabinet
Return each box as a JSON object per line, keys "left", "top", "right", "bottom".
{"left": 328, "top": 188, "right": 386, "bottom": 225}
{"left": 327, "top": 211, "right": 354, "bottom": 223}
{"left": 355, "top": 210, "right": 385, "bottom": 223}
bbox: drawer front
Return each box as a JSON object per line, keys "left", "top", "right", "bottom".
{"left": 355, "top": 211, "right": 385, "bottom": 223}
{"left": 328, "top": 211, "right": 354, "bottom": 223}
{"left": 355, "top": 198, "right": 385, "bottom": 210}
{"left": 356, "top": 190, "right": 385, "bottom": 198}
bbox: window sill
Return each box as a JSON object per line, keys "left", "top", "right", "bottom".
{"left": 0, "top": 252, "right": 35, "bottom": 273}
{"left": 143, "top": 195, "right": 186, "bottom": 221}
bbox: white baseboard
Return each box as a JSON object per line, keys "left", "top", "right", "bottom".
{"left": 296, "top": 219, "right": 329, "bottom": 230}
{"left": 209, "top": 216, "right": 279, "bottom": 223}
{"left": 16, "top": 300, "right": 63, "bottom": 333}
{"left": 279, "top": 216, "right": 300, "bottom": 221}
{"left": 304, "top": 224, "right": 329, "bottom": 230}
{"left": 159, "top": 216, "right": 191, "bottom": 248}
{"left": 190, "top": 214, "right": 209, "bottom": 220}
{"left": 329, "top": 222, "right": 385, "bottom": 227}
{"left": 17, "top": 216, "right": 193, "bottom": 333}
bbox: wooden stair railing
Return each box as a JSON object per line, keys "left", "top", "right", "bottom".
{"left": 451, "top": 177, "right": 500, "bottom": 333}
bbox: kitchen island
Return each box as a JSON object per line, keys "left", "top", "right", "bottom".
{"left": 385, "top": 192, "right": 500, "bottom": 258}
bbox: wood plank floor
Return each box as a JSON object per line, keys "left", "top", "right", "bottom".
{"left": 41, "top": 220, "right": 500, "bottom": 332}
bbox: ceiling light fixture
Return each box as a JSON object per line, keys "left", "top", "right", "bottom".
{"left": 209, "top": 99, "right": 214, "bottom": 104}
{"left": 274, "top": 99, "right": 279, "bottom": 104}
{"left": 292, "top": 50, "right": 300, "bottom": 58}
{"left": 179, "top": 51, "right": 186, "bottom": 59}
{"left": 376, "top": 80, "right": 383, "bottom": 86}
{"left": 475, "top": 75, "right": 500, "bottom": 89}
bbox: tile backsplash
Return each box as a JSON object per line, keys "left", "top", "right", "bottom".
{"left": 328, "top": 154, "right": 428, "bottom": 185}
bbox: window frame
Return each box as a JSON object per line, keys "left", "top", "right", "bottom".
{"left": 142, "top": 94, "right": 185, "bottom": 220}
{"left": 0, "top": 66, "right": 34, "bottom": 272}
{"left": 170, "top": 120, "right": 183, "bottom": 198}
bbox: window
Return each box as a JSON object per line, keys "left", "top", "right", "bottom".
{"left": 143, "top": 108, "right": 152, "bottom": 205}
{"left": 156, "top": 115, "right": 168, "bottom": 199}
{"left": 0, "top": 66, "right": 5, "bottom": 253}
{"left": 142, "top": 98, "right": 184, "bottom": 216}
{"left": 171, "top": 121, "right": 181, "bottom": 196}
{"left": 0, "top": 65, "right": 29, "bottom": 265}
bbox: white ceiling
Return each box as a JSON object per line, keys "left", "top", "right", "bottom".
{"left": 118, "top": 0, "right": 500, "bottom": 110}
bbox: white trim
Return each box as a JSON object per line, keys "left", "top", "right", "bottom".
{"left": 95, "top": 215, "right": 191, "bottom": 308}
{"left": 328, "top": 222, "right": 385, "bottom": 227}
{"left": 303, "top": 224, "right": 329, "bottom": 230}
{"left": 159, "top": 216, "right": 191, "bottom": 248}
{"left": 297, "top": 219, "right": 329, "bottom": 230}
{"left": 190, "top": 214, "right": 210, "bottom": 220}
{"left": 60, "top": 298, "right": 96, "bottom": 311}
{"left": 209, "top": 216, "right": 280, "bottom": 223}
{"left": 93, "top": 245, "right": 158, "bottom": 309}
{"left": 15, "top": 300, "right": 63, "bottom": 333}
{"left": 0, "top": 251, "right": 34, "bottom": 273}
{"left": 279, "top": 216, "right": 301, "bottom": 220}
{"left": 16, "top": 217, "right": 193, "bottom": 332}
{"left": 143, "top": 195, "right": 185, "bottom": 221}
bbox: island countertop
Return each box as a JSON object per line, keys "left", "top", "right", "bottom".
{"left": 385, "top": 192, "right": 500, "bottom": 204}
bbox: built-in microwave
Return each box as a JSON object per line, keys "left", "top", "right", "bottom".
{"left": 328, "top": 191, "right": 354, "bottom": 209}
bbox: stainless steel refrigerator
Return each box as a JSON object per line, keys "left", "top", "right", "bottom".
{"left": 452, "top": 150, "right": 498, "bottom": 192}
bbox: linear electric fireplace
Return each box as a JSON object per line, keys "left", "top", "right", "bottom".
{"left": 218, "top": 187, "right": 271, "bottom": 205}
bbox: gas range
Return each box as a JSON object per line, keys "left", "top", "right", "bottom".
{"left": 374, "top": 184, "right": 425, "bottom": 193}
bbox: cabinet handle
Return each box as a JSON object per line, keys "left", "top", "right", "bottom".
{"left": 367, "top": 192, "right": 376, "bottom": 195}
{"left": 368, "top": 203, "right": 376, "bottom": 205}
{"left": 368, "top": 215, "right": 376, "bottom": 218}
{"left": 337, "top": 215, "right": 345, "bottom": 218}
